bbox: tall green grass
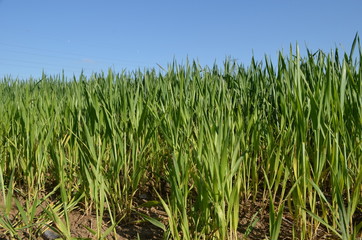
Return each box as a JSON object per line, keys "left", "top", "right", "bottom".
{"left": 0, "top": 37, "right": 361, "bottom": 239}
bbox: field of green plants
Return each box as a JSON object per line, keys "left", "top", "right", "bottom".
{"left": 0, "top": 39, "right": 361, "bottom": 240}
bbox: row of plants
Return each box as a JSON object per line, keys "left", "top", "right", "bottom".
{"left": 0, "top": 37, "right": 361, "bottom": 239}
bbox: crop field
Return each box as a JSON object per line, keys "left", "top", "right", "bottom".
{"left": 0, "top": 40, "right": 361, "bottom": 240}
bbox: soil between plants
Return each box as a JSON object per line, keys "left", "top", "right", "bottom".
{"left": 0, "top": 190, "right": 346, "bottom": 240}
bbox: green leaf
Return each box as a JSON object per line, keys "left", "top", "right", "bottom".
{"left": 134, "top": 210, "right": 166, "bottom": 232}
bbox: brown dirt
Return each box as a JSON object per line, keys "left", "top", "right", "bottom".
{"left": 0, "top": 190, "right": 357, "bottom": 240}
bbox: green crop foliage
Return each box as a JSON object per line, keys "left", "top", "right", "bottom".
{"left": 0, "top": 36, "right": 361, "bottom": 239}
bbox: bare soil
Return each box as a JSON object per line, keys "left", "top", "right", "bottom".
{"left": 1, "top": 189, "right": 347, "bottom": 240}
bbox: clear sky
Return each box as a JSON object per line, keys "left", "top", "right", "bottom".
{"left": 0, "top": 0, "right": 361, "bottom": 79}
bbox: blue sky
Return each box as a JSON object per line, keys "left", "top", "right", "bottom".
{"left": 0, "top": 0, "right": 361, "bottom": 79}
